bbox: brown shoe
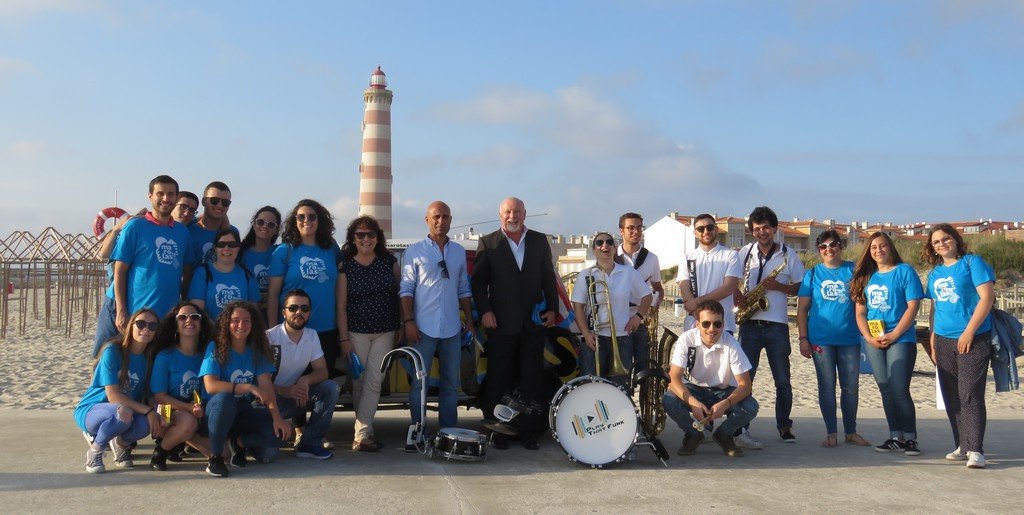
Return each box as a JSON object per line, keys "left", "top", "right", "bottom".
{"left": 352, "top": 439, "right": 385, "bottom": 452}
{"left": 712, "top": 430, "right": 744, "bottom": 457}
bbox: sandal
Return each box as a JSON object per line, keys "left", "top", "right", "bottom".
{"left": 844, "top": 433, "right": 870, "bottom": 446}
{"left": 352, "top": 439, "right": 386, "bottom": 452}
{"left": 822, "top": 434, "right": 838, "bottom": 448}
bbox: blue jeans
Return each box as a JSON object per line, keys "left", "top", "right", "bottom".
{"left": 91, "top": 295, "right": 120, "bottom": 358}
{"left": 863, "top": 342, "right": 918, "bottom": 440}
{"left": 810, "top": 344, "right": 861, "bottom": 435}
{"left": 739, "top": 321, "right": 792, "bottom": 430}
{"left": 409, "top": 332, "right": 462, "bottom": 429}
{"left": 276, "top": 380, "right": 340, "bottom": 447}
{"left": 84, "top": 403, "right": 150, "bottom": 447}
{"left": 205, "top": 392, "right": 278, "bottom": 461}
{"left": 663, "top": 387, "right": 759, "bottom": 437}
{"left": 629, "top": 325, "right": 650, "bottom": 375}
{"left": 579, "top": 334, "right": 634, "bottom": 389}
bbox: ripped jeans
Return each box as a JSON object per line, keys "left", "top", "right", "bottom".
{"left": 83, "top": 403, "right": 150, "bottom": 448}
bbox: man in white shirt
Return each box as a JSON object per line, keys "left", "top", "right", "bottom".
{"left": 266, "top": 289, "right": 339, "bottom": 460}
{"left": 617, "top": 213, "right": 663, "bottom": 375}
{"left": 400, "top": 201, "right": 475, "bottom": 452}
{"left": 675, "top": 213, "right": 742, "bottom": 334}
{"left": 663, "top": 299, "right": 759, "bottom": 458}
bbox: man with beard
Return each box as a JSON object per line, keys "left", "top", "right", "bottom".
{"left": 266, "top": 289, "right": 340, "bottom": 460}
{"left": 616, "top": 212, "right": 663, "bottom": 376}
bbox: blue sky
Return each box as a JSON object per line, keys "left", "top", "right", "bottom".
{"left": 2, "top": 1, "right": 1023, "bottom": 239}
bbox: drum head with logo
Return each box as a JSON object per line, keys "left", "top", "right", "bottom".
{"left": 551, "top": 378, "right": 638, "bottom": 467}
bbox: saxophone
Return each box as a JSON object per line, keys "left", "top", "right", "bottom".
{"left": 734, "top": 249, "right": 788, "bottom": 325}
{"left": 638, "top": 326, "right": 677, "bottom": 436}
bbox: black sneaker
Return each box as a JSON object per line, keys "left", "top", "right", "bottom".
{"left": 875, "top": 439, "right": 906, "bottom": 453}
{"left": 903, "top": 440, "right": 921, "bottom": 456}
{"left": 712, "top": 430, "right": 744, "bottom": 457}
{"left": 150, "top": 446, "right": 169, "bottom": 471}
{"left": 779, "top": 428, "right": 796, "bottom": 443}
{"left": 206, "top": 456, "right": 229, "bottom": 477}
{"left": 677, "top": 432, "right": 704, "bottom": 456}
{"left": 228, "top": 439, "right": 247, "bottom": 468}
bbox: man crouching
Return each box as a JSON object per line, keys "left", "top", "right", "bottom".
{"left": 663, "top": 299, "right": 759, "bottom": 457}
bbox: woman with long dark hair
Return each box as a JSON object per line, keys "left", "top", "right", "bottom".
{"left": 851, "top": 232, "right": 925, "bottom": 456}
{"left": 75, "top": 308, "right": 164, "bottom": 473}
{"left": 923, "top": 223, "right": 995, "bottom": 469}
{"left": 240, "top": 206, "right": 281, "bottom": 309}
{"left": 188, "top": 228, "right": 259, "bottom": 320}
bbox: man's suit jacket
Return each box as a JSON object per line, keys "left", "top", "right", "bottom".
{"left": 471, "top": 229, "right": 559, "bottom": 336}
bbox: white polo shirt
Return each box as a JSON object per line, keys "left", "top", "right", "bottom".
{"left": 674, "top": 243, "right": 743, "bottom": 332}
{"left": 570, "top": 263, "right": 650, "bottom": 337}
{"left": 737, "top": 243, "right": 805, "bottom": 324}
{"left": 617, "top": 245, "right": 660, "bottom": 311}
{"left": 267, "top": 323, "right": 324, "bottom": 387}
{"left": 670, "top": 327, "right": 751, "bottom": 389}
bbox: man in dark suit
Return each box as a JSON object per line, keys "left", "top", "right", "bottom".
{"left": 472, "top": 197, "right": 559, "bottom": 450}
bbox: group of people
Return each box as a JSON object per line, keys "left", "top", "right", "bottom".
{"left": 76, "top": 175, "right": 1002, "bottom": 476}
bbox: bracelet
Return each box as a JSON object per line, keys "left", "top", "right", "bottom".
{"left": 798, "top": 336, "right": 809, "bottom": 342}
{"left": 340, "top": 338, "right": 350, "bottom": 343}
{"left": 231, "top": 383, "right": 237, "bottom": 395}
{"left": 144, "top": 408, "right": 153, "bottom": 415}
{"left": 403, "top": 319, "right": 415, "bottom": 324}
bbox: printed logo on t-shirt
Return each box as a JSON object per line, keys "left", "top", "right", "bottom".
{"left": 122, "top": 371, "right": 141, "bottom": 395}
{"left": 866, "top": 284, "right": 891, "bottom": 312}
{"left": 179, "top": 371, "right": 199, "bottom": 399}
{"left": 201, "top": 242, "right": 216, "bottom": 264}
{"left": 270, "top": 345, "right": 282, "bottom": 370}
{"left": 299, "top": 256, "right": 329, "bottom": 283}
{"left": 254, "top": 264, "right": 269, "bottom": 290}
{"left": 932, "top": 276, "right": 959, "bottom": 304}
{"left": 214, "top": 283, "right": 242, "bottom": 308}
{"left": 230, "top": 369, "right": 255, "bottom": 384}
{"left": 820, "top": 280, "right": 848, "bottom": 303}
{"left": 155, "top": 237, "right": 181, "bottom": 268}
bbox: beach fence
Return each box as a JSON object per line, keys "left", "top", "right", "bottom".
{"left": 0, "top": 228, "right": 105, "bottom": 339}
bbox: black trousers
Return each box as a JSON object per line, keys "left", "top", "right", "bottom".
{"left": 934, "top": 331, "right": 991, "bottom": 453}
{"left": 482, "top": 329, "right": 546, "bottom": 439}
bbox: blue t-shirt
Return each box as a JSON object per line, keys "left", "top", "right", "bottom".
{"left": 862, "top": 263, "right": 925, "bottom": 344}
{"left": 187, "top": 264, "right": 260, "bottom": 320}
{"left": 198, "top": 343, "right": 276, "bottom": 400}
{"left": 150, "top": 347, "right": 205, "bottom": 403}
{"left": 268, "top": 243, "right": 340, "bottom": 332}
{"left": 74, "top": 345, "right": 149, "bottom": 432}
{"left": 187, "top": 223, "right": 239, "bottom": 267}
{"left": 110, "top": 216, "right": 190, "bottom": 318}
{"left": 798, "top": 262, "right": 859, "bottom": 346}
{"left": 241, "top": 245, "right": 276, "bottom": 299}
{"left": 927, "top": 254, "right": 995, "bottom": 338}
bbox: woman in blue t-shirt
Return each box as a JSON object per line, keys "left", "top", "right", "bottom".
{"left": 189, "top": 228, "right": 260, "bottom": 320}
{"left": 923, "top": 223, "right": 995, "bottom": 469}
{"left": 148, "top": 301, "right": 214, "bottom": 471}
{"left": 851, "top": 232, "right": 925, "bottom": 456}
{"left": 339, "top": 215, "right": 401, "bottom": 451}
{"left": 200, "top": 301, "right": 291, "bottom": 477}
{"left": 796, "top": 230, "right": 870, "bottom": 448}
{"left": 75, "top": 308, "right": 164, "bottom": 474}
{"left": 240, "top": 206, "right": 281, "bottom": 312}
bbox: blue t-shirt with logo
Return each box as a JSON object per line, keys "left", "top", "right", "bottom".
{"left": 74, "top": 345, "right": 149, "bottom": 432}
{"left": 862, "top": 263, "right": 925, "bottom": 344}
{"left": 198, "top": 343, "right": 275, "bottom": 400}
{"left": 187, "top": 223, "right": 239, "bottom": 267}
{"left": 241, "top": 245, "right": 276, "bottom": 300}
{"left": 187, "top": 264, "right": 260, "bottom": 320}
{"left": 798, "top": 261, "right": 859, "bottom": 346}
{"left": 150, "top": 347, "right": 205, "bottom": 403}
{"left": 268, "top": 243, "right": 340, "bottom": 332}
{"left": 110, "top": 216, "right": 189, "bottom": 318}
{"left": 927, "top": 254, "right": 995, "bottom": 338}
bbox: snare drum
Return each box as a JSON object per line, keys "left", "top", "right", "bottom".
{"left": 549, "top": 375, "right": 640, "bottom": 468}
{"left": 428, "top": 428, "right": 488, "bottom": 462}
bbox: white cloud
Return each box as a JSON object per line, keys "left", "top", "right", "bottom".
{"left": 455, "top": 144, "right": 531, "bottom": 169}
{"left": 3, "top": 140, "right": 46, "bottom": 159}
{"left": 329, "top": 195, "right": 359, "bottom": 223}
{"left": 996, "top": 101, "right": 1024, "bottom": 133}
{"left": 433, "top": 86, "right": 550, "bottom": 125}
{"left": 0, "top": 0, "right": 101, "bottom": 17}
{"left": 0, "top": 57, "right": 38, "bottom": 81}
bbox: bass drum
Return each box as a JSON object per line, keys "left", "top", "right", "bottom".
{"left": 549, "top": 375, "right": 639, "bottom": 468}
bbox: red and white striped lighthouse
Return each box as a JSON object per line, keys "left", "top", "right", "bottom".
{"left": 358, "top": 66, "right": 394, "bottom": 238}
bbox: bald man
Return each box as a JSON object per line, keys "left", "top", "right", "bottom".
{"left": 471, "top": 197, "right": 558, "bottom": 450}
{"left": 399, "top": 201, "right": 475, "bottom": 450}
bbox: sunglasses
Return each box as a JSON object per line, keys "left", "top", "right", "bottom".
{"left": 593, "top": 238, "right": 615, "bottom": 248}
{"left": 438, "top": 259, "right": 449, "bottom": 279}
{"left": 205, "top": 197, "right": 232, "bottom": 207}
{"left": 695, "top": 224, "right": 716, "bottom": 233}
{"left": 255, "top": 219, "right": 278, "bottom": 230}
{"left": 134, "top": 320, "right": 159, "bottom": 331}
{"left": 700, "top": 320, "right": 724, "bottom": 329}
{"left": 176, "top": 313, "right": 203, "bottom": 322}
{"left": 214, "top": 241, "right": 240, "bottom": 249}
{"left": 817, "top": 241, "right": 841, "bottom": 251}
{"left": 174, "top": 203, "right": 197, "bottom": 213}
{"left": 354, "top": 231, "right": 377, "bottom": 240}
{"left": 296, "top": 213, "right": 318, "bottom": 223}
{"left": 285, "top": 304, "right": 311, "bottom": 313}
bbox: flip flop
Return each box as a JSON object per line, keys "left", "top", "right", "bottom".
{"left": 822, "top": 434, "right": 838, "bottom": 448}
{"left": 845, "top": 434, "right": 871, "bottom": 446}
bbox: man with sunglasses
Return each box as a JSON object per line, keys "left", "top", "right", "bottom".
{"left": 676, "top": 214, "right": 743, "bottom": 333}
{"left": 187, "top": 181, "right": 237, "bottom": 267}
{"left": 265, "top": 289, "right": 339, "bottom": 460}
{"left": 616, "top": 213, "right": 663, "bottom": 377}
{"left": 663, "top": 299, "right": 758, "bottom": 458}
{"left": 399, "top": 201, "right": 475, "bottom": 451}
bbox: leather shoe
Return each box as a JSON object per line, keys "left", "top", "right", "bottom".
{"left": 522, "top": 439, "right": 539, "bottom": 450}
{"left": 491, "top": 434, "right": 509, "bottom": 450}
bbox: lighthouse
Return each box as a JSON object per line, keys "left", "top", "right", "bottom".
{"left": 358, "top": 66, "right": 394, "bottom": 238}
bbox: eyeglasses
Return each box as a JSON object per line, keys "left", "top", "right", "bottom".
{"left": 438, "top": 259, "right": 449, "bottom": 279}
{"left": 593, "top": 238, "right": 615, "bottom": 248}
{"left": 354, "top": 231, "right": 377, "bottom": 240}
{"left": 694, "top": 224, "right": 717, "bottom": 233}
{"left": 214, "top": 241, "right": 240, "bottom": 249}
{"left": 255, "top": 219, "right": 278, "bottom": 230}
{"left": 205, "top": 197, "right": 232, "bottom": 207}
{"left": 285, "top": 304, "right": 311, "bottom": 313}
{"left": 174, "top": 203, "right": 197, "bottom": 213}
{"left": 700, "top": 320, "right": 724, "bottom": 329}
{"left": 296, "top": 213, "right": 318, "bottom": 223}
{"left": 134, "top": 320, "right": 159, "bottom": 331}
{"left": 817, "top": 241, "right": 841, "bottom": 251}
{"left": 622, "top": 225, "right": 643, "bottom": 232}
{"left": 931, "top": 236, "right": 953, "bottom": 247}
{"left": 175, "top": 313, "right": 203, "bottom": 322}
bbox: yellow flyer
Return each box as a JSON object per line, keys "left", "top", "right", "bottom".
{"left": 867, "top": 320, "right": 885, "bottom": 337}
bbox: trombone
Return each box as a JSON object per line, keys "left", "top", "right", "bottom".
{"left": 585, "top": 271, "right": 628, "bottom": 377}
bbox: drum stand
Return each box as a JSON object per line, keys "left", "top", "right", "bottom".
{"left": 380, "top": 347, "right": 427, "bottom": 453}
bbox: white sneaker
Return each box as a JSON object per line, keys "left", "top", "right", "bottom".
{"left": 966, "top": 451, "right": 986, "bottom": 469}
{"left": 109, "top": 438, "right": 134, "bottom": 468}
{"left": 85, "top": 447, "right": 105, "bottom": 474}
{"left": 735, "top": 429, "right": 765, "bottom": 450}
{"left": 945, "top": 447, "right": 966, "bottom": 461}
{"left": 322, "top": 439, "right": 335, "bottom": 450}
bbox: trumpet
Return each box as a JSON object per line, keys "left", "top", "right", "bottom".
{"left": 586, "top": 270, "right": 628, "bottom": 377}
